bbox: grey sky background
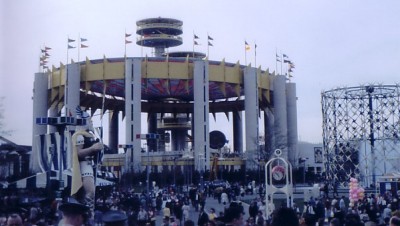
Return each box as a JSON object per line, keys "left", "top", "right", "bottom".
{"left": 1, "top": 0, "right": 400, "bottom": 146}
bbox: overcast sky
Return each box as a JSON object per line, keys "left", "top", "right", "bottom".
{"left": 1, "top": 0, "right": 400, "bottom": 146}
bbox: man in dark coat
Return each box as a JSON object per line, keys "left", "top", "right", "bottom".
{"left": 198, "top": 207, "right": 209, "bottom": 226}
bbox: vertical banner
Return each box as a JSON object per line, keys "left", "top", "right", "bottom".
{"left": 314, "top": 147, "right": 323, "bottom": 163}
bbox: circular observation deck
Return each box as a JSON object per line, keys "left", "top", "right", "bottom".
{"left": 136, "top": 17, "right": 183, "bottom": 48}
{"left": 48, "top": 57, "right": 272, "bottom": 114}
{"left": 163, "top": 51, "right": 206, "bottom": 59}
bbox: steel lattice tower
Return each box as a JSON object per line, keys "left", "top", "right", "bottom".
{"left": 322, "top": 84, "right": 400, "bottom": 187}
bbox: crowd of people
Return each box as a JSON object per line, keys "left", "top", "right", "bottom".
{"left": 3, "top": 183, "right": 400, "bottom": 225}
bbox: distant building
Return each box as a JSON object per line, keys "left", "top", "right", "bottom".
{"left": 297, "top": 141, "right": 324, "bottom": 176}
{"left": 0, "top": 136, "right": 31, "bottom": 183}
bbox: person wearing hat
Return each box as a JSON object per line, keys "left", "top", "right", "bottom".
{"left": 102, "top": 210, "right": 127, "bottom": 226}
{"left": 58, "top": 197, "right": 90, "bottom": 226}
{"left": 71, "top": 106, "right": 104, "bottom": 208}
{"left": 224, "top": 203, "right": 244, "bottom": 226}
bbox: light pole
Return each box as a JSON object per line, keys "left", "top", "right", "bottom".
{"left": 146, "top": 149, "right": 150, "bottom": 199}
{"left": 199, "top": 154, "right": 205, "bottom": 192}
{"left": 299, "top": 157, "right": 308, "bottom": 184}
{"left": 182, "top": 154, "right": 193, "bottom": 191}
{"left": 173, "top": 157, "right": 177, "bottom": 187}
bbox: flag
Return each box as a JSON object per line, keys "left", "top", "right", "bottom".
{"left": 68, "top": 44, "right": 76, "bottom": 49}
{"left": 45, "top": 46, "right": 51, "bottom": 50}
{"left": 41, "top": 49, "right": 46, "bottom": 53}
{"left": 80, "top": 38, "right": 87, "bottom": 42}
{"left": 283, "top": 54, "right": 288, "bottom": 58}
{"left": 68, "top": 38, "right": 75, "bottom": 43}
{"left": 40, "top": 56, "right": 47, "bottom": 61}
{"left": 208, "top": 35, "right": 213, "bottom": 40}
{"left": 81, "top": 44, "right": 88, "bottom": 48}
{"left": 208, "top": 41, "right": 213, "bottom": 46}
{"left": 283, "top": 59, "right": 292, "bottom": 63}
{"left": 276, "top": 58, "right": 281, "bottom": 62}
{"left": 289, "top": 63, "right": 295, "bottom": 68}
{"left": 40, "top": 62, "right": 47, "bottom": 66}
{"left": 194, "top": 34, "right": 199, "bottom": 39}
{"left": 194, "top": 40, "right": 199, "bottom": 45}
{"left": 45, "top": 52, "right": 50, "bottom": 57}
{"left": 125, "top": 40, "right": 132, "bottom": 44}
{"left": 245, "top": 41, "right": 250, "bottom": 51}
{"left": 125, "top": 33, "right": 132, "bottom": 37}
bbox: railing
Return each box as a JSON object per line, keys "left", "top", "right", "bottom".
{"left": 137, "top": 23, "right": 182, "bottom": 31}
{"left": 137, "top": 34, "right": 182, "bottom": 41}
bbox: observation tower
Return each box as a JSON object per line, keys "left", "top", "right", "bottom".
{"left": 31, "top": 17, "right": 299, "bottom": 177}
{"left": 136, "top": 17, "right": 183, "bottom": 57}
{"left": 136, "top": 17, "right": 191, "bottom": 153}
{"left": 322, "top": 84, "right": 400, "bottom": 187}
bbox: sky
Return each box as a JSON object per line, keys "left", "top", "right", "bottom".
{"left": 1, "top": 0, "right": 400, "bottom": 146}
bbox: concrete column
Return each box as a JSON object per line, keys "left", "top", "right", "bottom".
{"left": 65, "top": 63, "right": 80, "bottom": 168}
{"left": 125, "top": 58, "right": 142, "bottom": 173}
{"left": 193, "top": 60, "right": 210, "bottom": 171}
{"left": 286, "top": 83, "right": 298, "bottom": 166}
{"left": 244, "top": 67, "right": 259, "bottom": 170}
{"left": 147, "top": 113, "right": 158, "bottom": 152}
{"left": 48, "top": 107, "right": 58, "bottom": 133}
{"left": 109, "top": 111, "right": 119, "bottom": 153}
{"left": 233, "top": 111, "right": 243, "bottom": 153}
{"left": 263, "top": 108, "right": 273, "bottom": 158}
{"left": 65, "top": 63, "right": 80, "bottom": 118}
{"left": 273, "top": 75, "right": 288, "bottom": 159}
{"left": 31, "top": 72, "right": 49, "bottom": 173}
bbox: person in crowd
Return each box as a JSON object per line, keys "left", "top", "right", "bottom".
{"left": 137, "top": 206, "right": 148, "bottom": 226}
{"left": 198, "top": 207, "right": 209, "bottom": 226}
{"left": 102, "top": 210, "right": 127, "bottom": 226}
{"left": 224, "top": 202, "right": 244, "bottom": 226}
{"left": 58, "top": 197, "right": 90, "bottom": 226}
{"left": 182, "top": 201, "right": 190, "bottom": 222}
{"left": 383, "top": 204, "right": 392, "bottom": 222}
{"left": 209, "top": 208, "right": 218, "bottom": 222}
{"left": 255, "top": 210, "right": 265, "bottom": 226}
{"left": 343, "top": 213, "right": 363, "bottom": 226}
{"left": 0, "top": 214, "right": 7, "bottom": 225}
{"left": 162, "top": 216, "right": 170, "bottom": 226}
{"left": 271, "top": 207, "right": 299, "bottom": 226}
{"left": 221, "top": 190, "right": 229, "bottom": 206}
{"left": 249, "top": 200, "right": 258, "bottom": 219}
{"left": 390, "top": 216, "right": 400, "bottom": 226}
{"left": 6, "top": 214, "right": 23, "bottom": 226}
{"left": 184, "top": 219, "right": 195, "bottom": 226}
{"left": 329, "top": 218, "right": 341, "bottom": 226}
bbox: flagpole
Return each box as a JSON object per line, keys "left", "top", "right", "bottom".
{"left": 244, "top": 41, "right": 247, "bottom": 66}
{"left": 280, "top": 52, "right": 283, "bottom": 75}
{"left": 275, "top": 48, "right": 278, "bottom": 74}
{"left": 124, "top": 29, "right": 127, "bottom": 58}
{"left": 254, "top": 42, "right": 257, "bottom": 68}
{"left": 38, "top": 48, "right": 41, "bottom": 72}
{"left": 141, "top": 32, "right": 143, "bottom": 57}
{"left": 207, "top": 33, "right": 209, "bottom": 58}
{"left": 78, "top": 33, "right": 80, "bottom": 63}
{"left": 192, "top": 31, "right": 195, "bottom": 58}
{"left": 67, "top": 37, "right": 70, "bottom": 65}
